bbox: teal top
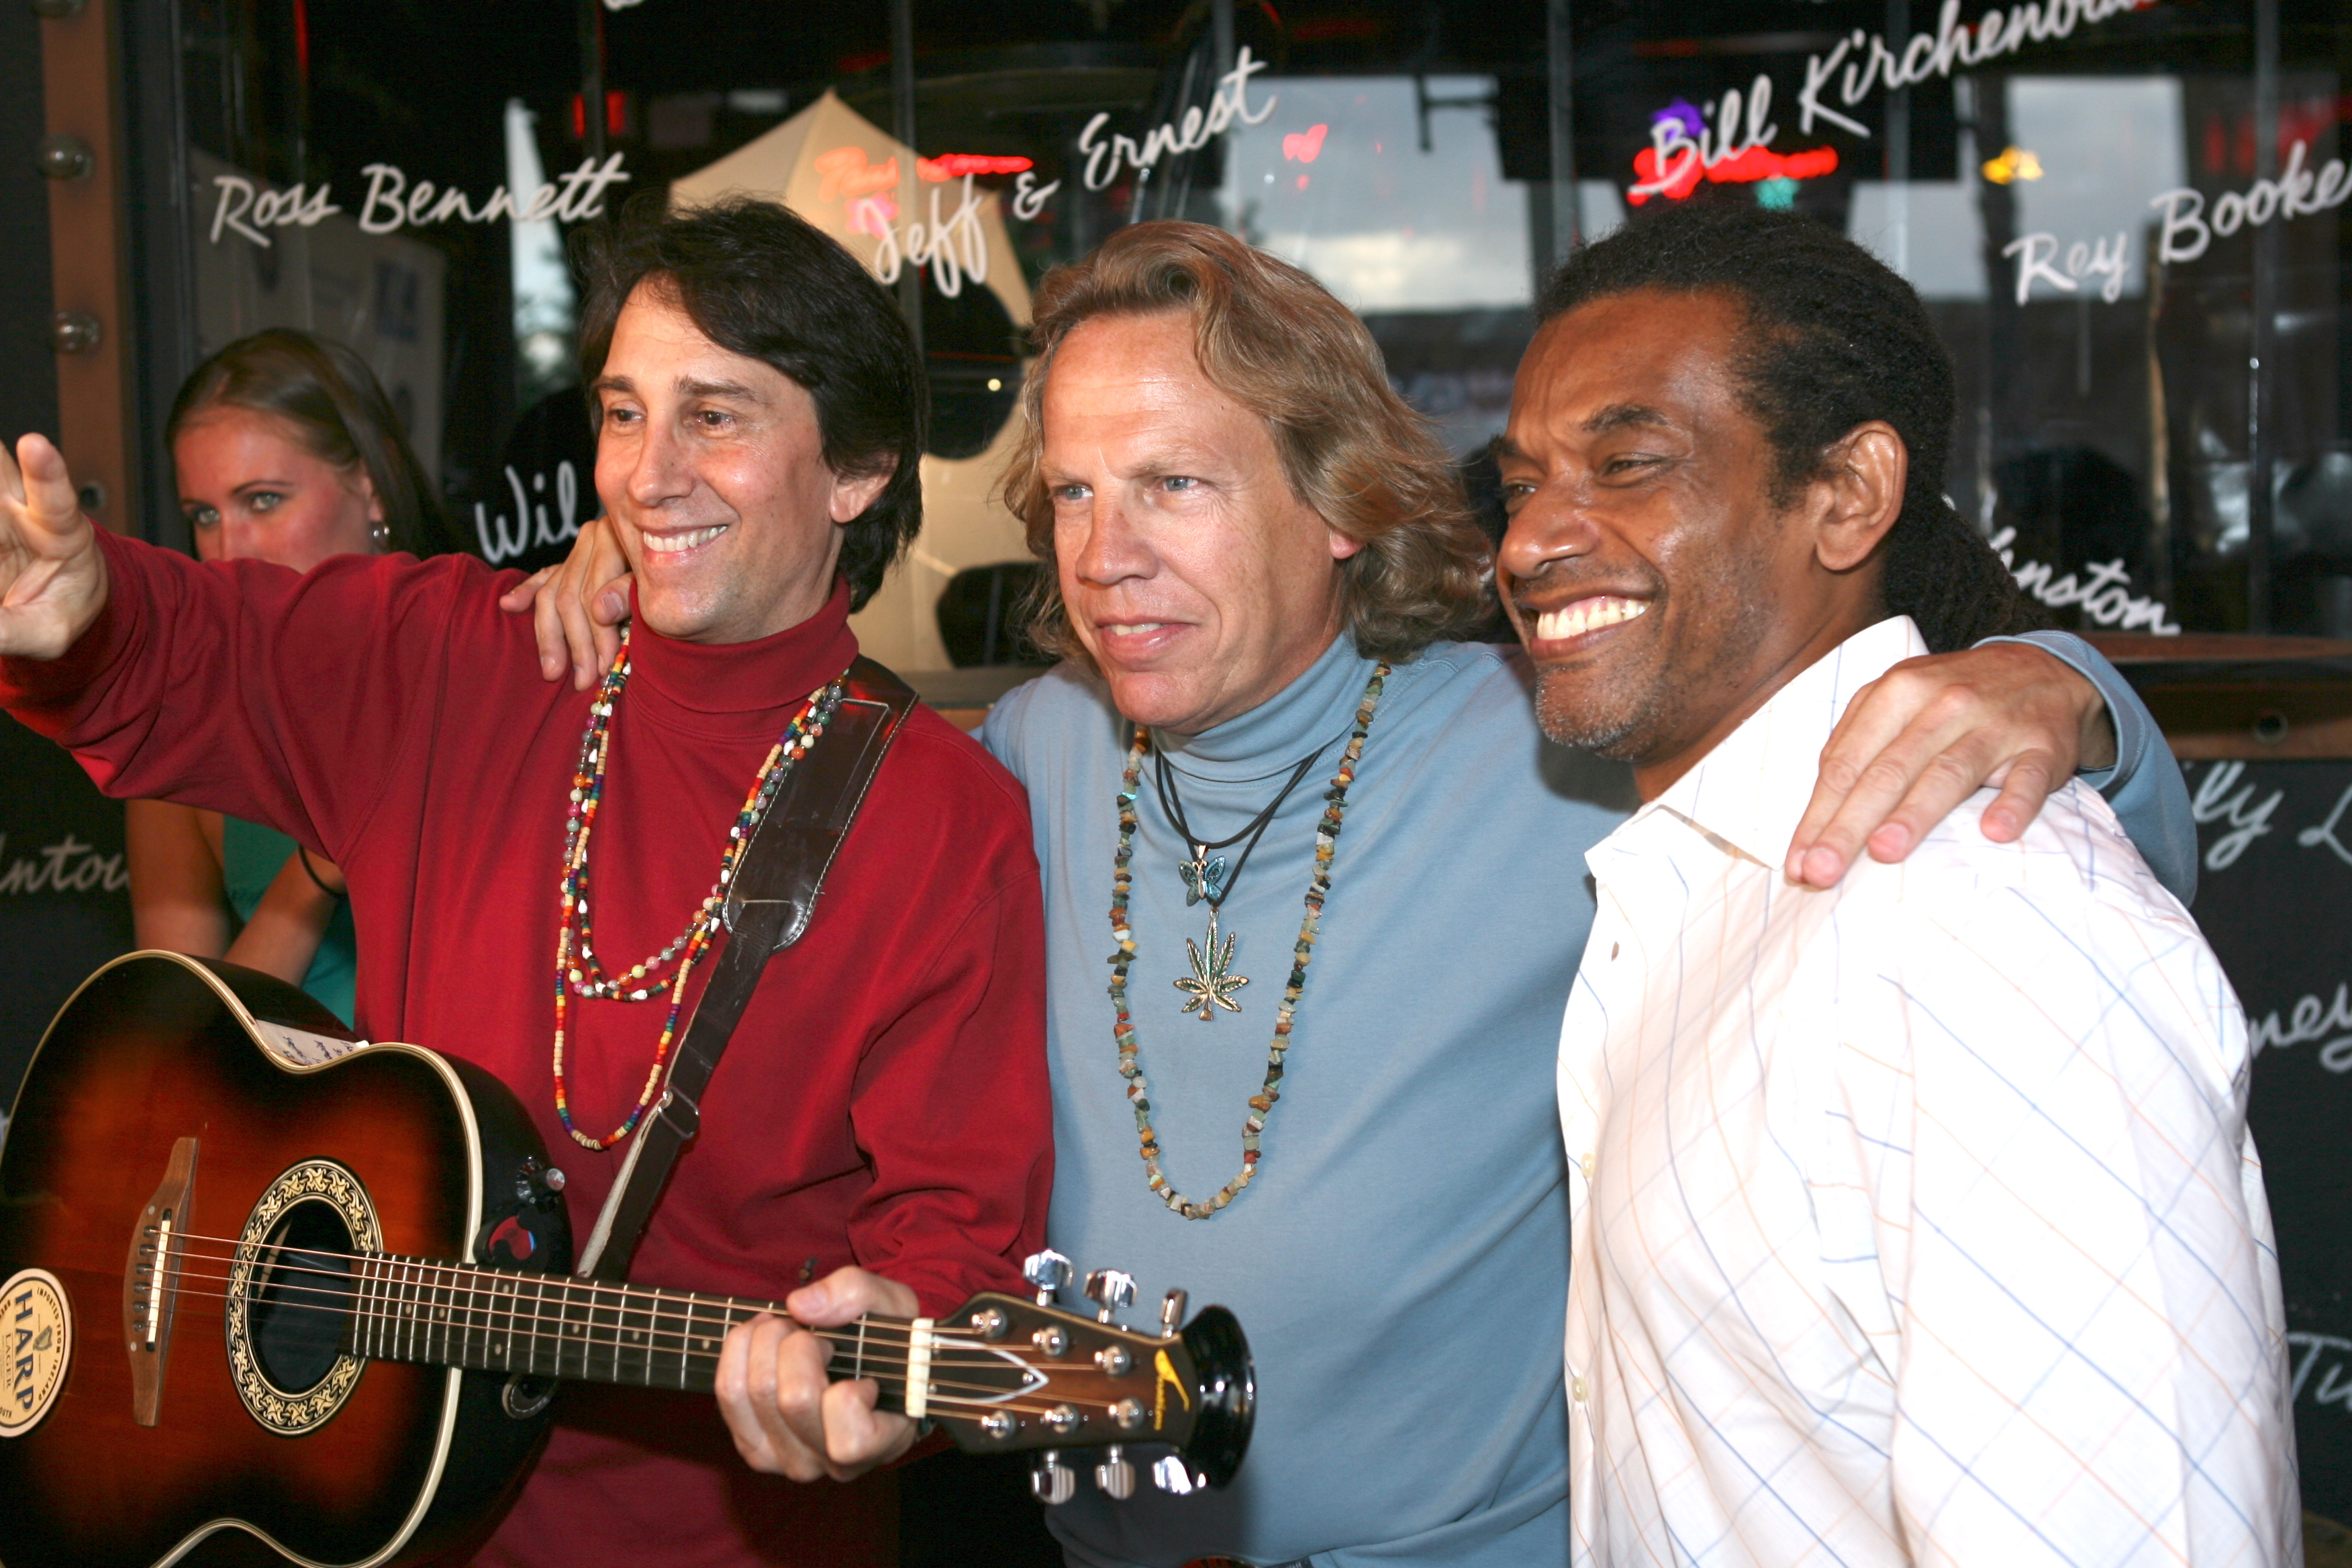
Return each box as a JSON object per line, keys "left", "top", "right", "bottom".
{"left": 220, "top": 815, "right": 359, "bottom": 1026}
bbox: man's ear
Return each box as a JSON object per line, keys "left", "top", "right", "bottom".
{"left": 1812, "top": 422, "right": 1906, "bottom": 573}
{"left": 830, "top": 461, "right": 895, "bottom": 526}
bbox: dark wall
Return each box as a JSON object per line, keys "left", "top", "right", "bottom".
{"left": 0, "top": 13, "right": 130, "bottom": 1106}
{"left": 2186, "top": 758, "right": 2352, "bottom": 1520}
{"left": 0, "top": 0, "right": 58, "bottom": 449}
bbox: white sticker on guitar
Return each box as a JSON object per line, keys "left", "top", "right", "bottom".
{"left": 1, "top": 1269, "right": 72, "bottom": 1437}
{"left": 254, "top": 1024, "right": 364, "bottom": 1067}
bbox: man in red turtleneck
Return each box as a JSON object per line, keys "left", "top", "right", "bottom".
{"left": 0, "top": 198, "right": 1050, "bottom": 1566}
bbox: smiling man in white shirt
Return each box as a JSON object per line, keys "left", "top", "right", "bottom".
{"left": 1497, "top": 201, "right": 2298, "bottom": 1568}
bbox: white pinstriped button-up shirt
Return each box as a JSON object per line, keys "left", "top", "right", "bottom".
{"left": 1559, "top": 615, "right": 2299, "bottom": 1568}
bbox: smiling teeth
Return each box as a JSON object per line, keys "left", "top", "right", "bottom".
{"left": 1106, "top": 623, "right": 1168, "bottom": 635}
{"left": 1535, "top": 597, "right": 1649, "bottom": 642}
{"left": 645, "top": 525, "right": 727, "bottom": 553}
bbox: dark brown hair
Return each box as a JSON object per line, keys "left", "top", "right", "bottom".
{"left": 168, "top": 328, "right": 467, "bottom": 557}
{"left": 1002, "top": 222, "right": 1492, "bottom": 662}
{"left": 575, "top": 193, "right": 924, "bottom": 611}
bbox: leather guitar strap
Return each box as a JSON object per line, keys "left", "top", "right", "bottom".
{"left": 575, "top": 656, "right": 919, "bottom": 1282}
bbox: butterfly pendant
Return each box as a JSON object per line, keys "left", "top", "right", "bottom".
{"left": 1179, "top": 852, "right": 1230, "bottom": 908}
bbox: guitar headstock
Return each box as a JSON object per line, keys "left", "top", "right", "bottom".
{"left": 916, "top": 1252, "right": 1253, "bottom": 1503}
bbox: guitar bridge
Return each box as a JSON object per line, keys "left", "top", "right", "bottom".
{"left": 121, "top": 1136, "right": 198, "bottom": 1427}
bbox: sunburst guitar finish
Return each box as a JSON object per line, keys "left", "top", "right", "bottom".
{"left": 0, "top": 953, "right": 1253, "bottom": 1567}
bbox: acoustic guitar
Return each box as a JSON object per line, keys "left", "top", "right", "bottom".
{"left": 0, "top": 952, "right": 1253, "bottom": 1567}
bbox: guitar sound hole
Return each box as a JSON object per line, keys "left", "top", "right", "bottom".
{"left": 249, "top": 1200, "right": 355, "bottom": 1393}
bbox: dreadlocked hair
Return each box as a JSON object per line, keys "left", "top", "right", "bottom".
{"left": 1538, "top": 201, "right": 2047, "bottom": 652}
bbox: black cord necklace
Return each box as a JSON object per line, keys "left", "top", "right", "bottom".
{"left": 1150, "top": 741, "right": 1332, "bottom": 912}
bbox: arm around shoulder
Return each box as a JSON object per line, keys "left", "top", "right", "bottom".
{"left": 1988, "top": 628, "right": 2197, "bottom": 905}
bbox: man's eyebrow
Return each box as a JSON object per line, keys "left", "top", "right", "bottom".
{"left": 677, "top": 376, "right": 769, "bottom": 403}
{"left": 1583, "top": 402, "right": 1673, "bottom": 435}
{"left": 1491, "top": 435, "right": 1526, "bottom": 464}
{"left": 589, "top": 374, "right": 632, "bottom": 400}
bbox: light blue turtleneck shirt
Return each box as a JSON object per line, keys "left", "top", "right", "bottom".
{"left": 980, "top": 629, "right": 2189, "bottom": 1568}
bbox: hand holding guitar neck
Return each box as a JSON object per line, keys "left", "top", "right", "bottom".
{"left": 0, "top": 433, "right": 110, "bottom": 662}
{"left": 717, "top": 1265, "right": 925, "bottom": 1483}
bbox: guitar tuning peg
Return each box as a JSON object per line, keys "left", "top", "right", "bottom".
{"left": 1030, "top": 1450, "right": 1077, "bottom": 1506}
{"left": 1150, "top": 1453, "right": 1200, "bottom": 1496}
{"left": 1083, "top": 1268, "right": 1136, "bottom": 1324}
{"left": 1022, "top": 1248, "right": 1074, "bottom": 1306}
{"left": 1160, "top": 1287, "right": 1187, "bottom": 1338}
{"left": 1093, "top": 1444, "right": 1135, "bottom": 1500}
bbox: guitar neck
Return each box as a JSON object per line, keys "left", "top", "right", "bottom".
{"left": 346, "top": 1254, "right": 928, "bottom": 1408}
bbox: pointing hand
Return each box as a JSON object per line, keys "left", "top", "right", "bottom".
{"left": 0, "top": 434, "right": 109, "bottom": 660}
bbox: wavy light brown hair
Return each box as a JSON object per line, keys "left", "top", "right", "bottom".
{"left": 1002, "top": 222, "right": 1491, "bottom": 663}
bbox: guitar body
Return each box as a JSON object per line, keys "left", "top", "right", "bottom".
{"left": 0, "top": 952, "right": 571, "bottom": 1568}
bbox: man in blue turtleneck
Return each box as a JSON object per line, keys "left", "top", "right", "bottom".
{"left": 976, "top": 221, "right": 2193, "bottom": 1568}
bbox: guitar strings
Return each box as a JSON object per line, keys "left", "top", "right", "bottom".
{"left": 138, "top": 1265, "right": 1109, "bottom": 1413}
{"left": 144, "top": 1228, "right": 1128, "bottom": 1365}
{"left": 143, "top": 1268, "right": 1048, "bottom": 1398}
{"left": 151, "top": 1226, "right": 1026, "bottom": 1345}
{"left": 145, "top": 1255, "right": 1036, "bottom": 1381}
{"left": 142, "top": 1249, "right": 1124, "bottom": 1394}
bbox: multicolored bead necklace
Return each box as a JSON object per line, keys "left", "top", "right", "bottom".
{"left": 1106, "top": 663, "right": 1389, "bottom": 1218}
{"left": 552, "top": 625, "right": 846, "bottom": 1150}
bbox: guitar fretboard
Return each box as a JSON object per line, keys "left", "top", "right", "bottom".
{"left": 345, "top": 1255, "right": 918, "bottom": 1405}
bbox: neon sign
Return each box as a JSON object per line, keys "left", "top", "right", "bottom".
{"left": 814, "top": 146, "right": 1036, "bottom": 209}
{"left": 1627, "top": 140, "right": 1838, "bottom": 204}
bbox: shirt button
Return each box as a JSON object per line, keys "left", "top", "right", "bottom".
{"left": 1610, "top": 942, "right": 1620, "bottom": 960}
{"left": 1571, "top": 1375, "right": 1588, "bottom": 1402}
{"left": 1580, "top": 1152, "right": 1596, "bottom": 1181}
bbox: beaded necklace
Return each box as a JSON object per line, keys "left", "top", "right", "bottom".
{"left": 552, "top": 625, "right": 846, "bottom": 1150}
{"left": 1107, "top": 663, "right": 1389, "bottom": 1218}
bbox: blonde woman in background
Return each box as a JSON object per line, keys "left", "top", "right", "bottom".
{"left": 128, "top": 329, "right": 470, "bottom": 1023}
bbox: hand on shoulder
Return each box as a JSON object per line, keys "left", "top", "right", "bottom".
{"left": 498, "top": 513, "right": 631, "bottom": 689}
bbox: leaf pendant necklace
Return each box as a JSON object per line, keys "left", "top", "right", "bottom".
{"left": 1177, "top": 905, "right": 1249, "bottom": 1019}
{"left": 1150, "top": 742, "right": 1328, "bottom": 1022}
{"left": 1107, "top": 662, "right": 1390, "bottom": 1218}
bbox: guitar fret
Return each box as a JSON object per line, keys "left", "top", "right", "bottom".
{"left": 470, "top": 1266, "right": 487, "bottom": 1368}
{"left": 455, "top": 1262, "right": 473, "bottom": 1368}
{"left": 638, "top": 1285, "right": 663, "bottom": 1389}
{"left": 567, "top": 1275, "right": 591, "bottom": 1382}
{"left": 370, "top": 1256, "right": 387, "bottom": 1361}
{"left": 353, "top": 1254, "right": 371, "bottom": 1360}
{"left": 396, "top": 1259, "right": 412, "bottom": 1363}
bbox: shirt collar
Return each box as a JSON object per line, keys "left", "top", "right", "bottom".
{"left": 1608, "top": 615, "right": 1930, "bottom": 872}
{"left": 1152, "top": 631, "right": 1378, "bottom": 776}
{"left": 622, "top": 577, "right": 861, "bottom": 730}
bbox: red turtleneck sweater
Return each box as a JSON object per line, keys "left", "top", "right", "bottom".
{"left": 3, "top": 530, "right": 1052, "bottom": 1567}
